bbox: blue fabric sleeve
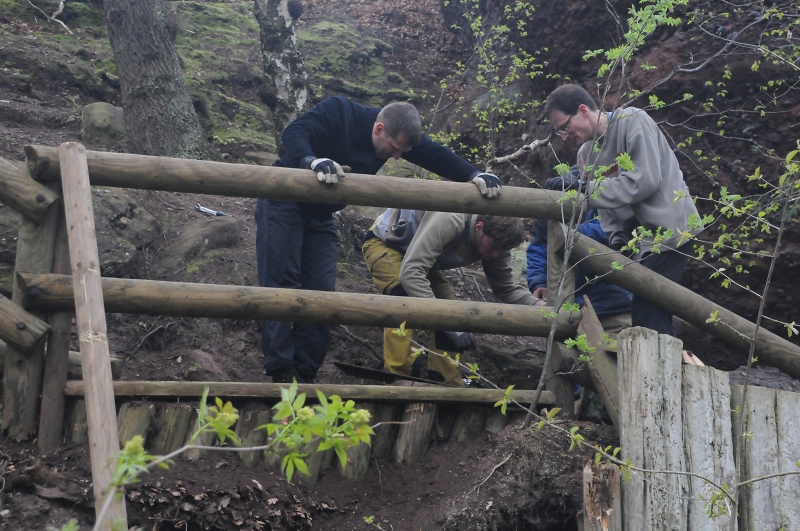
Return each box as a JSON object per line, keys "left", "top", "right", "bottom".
{"left": 525, "top": 239, "right": 548, "bottom": 292}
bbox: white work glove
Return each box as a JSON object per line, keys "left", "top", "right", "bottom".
{"left": 308, "top": 158, "right": 345, "bottom": 184}
{"left": 471, "top": 172, "right": 502, "bottom": 198}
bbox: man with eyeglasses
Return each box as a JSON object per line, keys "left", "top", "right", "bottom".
{"left": 543, "top": 84, "right": 702, "bottom": 336}
{"left": 362, "top": 210, "right": 539, "bottom": 385}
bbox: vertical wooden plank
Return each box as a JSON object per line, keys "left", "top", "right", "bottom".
{"left": 578, "top": 297, "right": 620, "bottom": 430}
{"left": 682, "top": 366, "right": 736, "bottom": 531}
{"left": 731, "top": 385, "right": 781, "bottom": 531}
{"left": 450, "top": 406, "right": 488, "bottom": 442}
{"left": 2, "top": 203, "right": 59, "bottom": 440}
{"left": 339, "top": 403, "right": 375, "bottom": 480}
{"left": 183, "top": 409, "right": 216, "bottom": 460}
{"left": 618, "top": 327, "right": 688, "bottom": 530}
{"left": 583, "top": 462, "right": 622, "bottom": 531}
{"left": 546, "top": 220, "right": 575, "bottom": 418}
{"left": 65, "top": 398, "right": 88, "bottom": 445}
{"left": 394, "top": 402, "right": 436, "bottom": 466}
{"left": 149, "top": 404, "right": 193, "bottom": 455}
{"left": 234, "top": 406, "right": 270, "bottom": 468}
{"left": 38, "top": 195, "right": 72, "bottom": 452}
{"left": 59, "top": 142, "right": 127, "bottom": 528}
{"left": 775, "top": 389, "right": 800, "bottom": 529}
{"left": 371, "top": 404, "right": 398, "bottom": 459}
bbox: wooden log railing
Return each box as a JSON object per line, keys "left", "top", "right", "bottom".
{"left": 17, "top": 273, "right": 580, "bottom": 338}
{"left": 568, "top": 232, "right": 800, "bottom": 381}
{"left": 0, "top": 294, "right": 50, "bottom": 354}
{"left": 62, "top": 380, "right": 555, "bottom": 406}
{"left": 25, "top": 145, "right": 575, "bottom": 221}
{"left": 0, "top": 156, "right": 58, "bottom": 222}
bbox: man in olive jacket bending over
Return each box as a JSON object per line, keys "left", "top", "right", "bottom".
{"left": 363, "top": 210, "right": 539, "bottom": 385}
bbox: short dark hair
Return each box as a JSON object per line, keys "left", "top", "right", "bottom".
{"left": 544, "top": 84, "right": 599, "bottom": 118}
{"left": 477, "top": 215, "right": 525, "bottom": 250}
{"left": 376, "top": 102, "right": 422, "bottom": 146}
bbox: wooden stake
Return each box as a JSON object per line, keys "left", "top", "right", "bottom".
{"left": 546, "top": 220, "right": 575, "bottom": 419}
{"left": 578, "top": 297, "right": 620, "bottom": 430}
{"left": 59, "top": 142, "right": 126, "bottom": 528}
{"left": 370, "top": 404, "right": 398, "bottom": 459}
{"left": 451, "top": 406, "right": 488, "bottom": 442}
{"left": 394, "top": 402, "right": 436, "bottom": 466}
{"left": 38, "top": 197, "right": 71, "bottom": 452}
{"left": 149, "top": 404, "right": 193, "bottom": 455}
{"left": 2, "top": 190, "right": 59, "bottom": 440}
{"left": 117, "top": 402, "right": 154, "bottom": 448}
{"left": 583, "top": 462, "right": 621, "bottom": 531}
{"left": 339, "top": 403, "right": 375, "bottom": 480}
{"left": 234, "top": 404, "right": 270, "bottom": 469}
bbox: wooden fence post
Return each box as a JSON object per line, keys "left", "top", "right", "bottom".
{"left": 546, "top": 220, "right": 575, "bottom": 418}
{"left": 59, "top": 142, "right": 127, "bottom": 528}
{"left": 2, "top": 196, "right": 59, "bottom": 440}
{"left": 618, "top": 327, "right": 687, "bottom": 530}
{"left": 583, "top": 461, "right": 621, "bottom": 531}
{"left": 38, "top": 195, "right": 72, "bottom": 452}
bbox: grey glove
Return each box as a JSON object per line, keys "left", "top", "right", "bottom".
{"left": 470, "top": 172, "right": 502, "bottom": 198}
{"left": 303, "top": 156, "right": 345, "bottom": 184}
{"left": 442, "top": 331, "right": 476, "bottom": 351}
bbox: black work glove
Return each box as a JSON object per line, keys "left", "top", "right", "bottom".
{"left": 439, "top": 330, "right": 476, "bottom": 352}
{"left": 545, "top": 169, "right": 586, "bottom": 193}
{"left": 301, "top": 156, "right": 345, "bottom": 184}
{"left": 609, "top": 234, "right": 636, "bottom": 258}
{"left": 470, "top": 172, "right": 502, "bottom": 198}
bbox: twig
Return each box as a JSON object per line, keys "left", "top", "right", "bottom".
{"left": 484, "top": 132, "right": 553, "bottom": 174}
{"left": 27, "top": 0, "right": 73, "bottom": 34}
{"left": 129, "top": 323, "right": 176, "bottom": 356}
{"left": 333, "top": 324, "right": 383, "bottom": 364}
{"left": 459, "top": 268, "right": 486, "bottom": 302}
{"left": 472, "top": 453, "right": 512, "bottom": 493}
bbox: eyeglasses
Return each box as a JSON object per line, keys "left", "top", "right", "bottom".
{"left": 554, "top": 113, "right": 576, "bottom": 136}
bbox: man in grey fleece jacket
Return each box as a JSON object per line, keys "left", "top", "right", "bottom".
{"left": 544, "top": 84, "right": 703, "bottom": 336}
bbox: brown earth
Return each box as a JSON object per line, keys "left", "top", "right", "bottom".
{"left": 1, "top": 0, "right": 800, "bottom": 530}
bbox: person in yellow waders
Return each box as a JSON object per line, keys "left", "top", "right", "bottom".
{"left": 362, "top": 210, "right": 543, "bottom": 386}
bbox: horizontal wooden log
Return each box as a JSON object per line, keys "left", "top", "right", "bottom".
{"left": 0, "top": 347, "right": 122, "bottom": 380}
{"left": 26, "top": 144, "right": 575, "bottom": 220}
{"left": 0, "top": 155, "right": 58, "bottom": 222}
{"left": 18, "top": 273, "right": 579, "bottom": 338}
{"left": 568, "top": 232, "right": 800, "bottom": 381}
{"left": 63, "top": 381, "right": 556, "bottom": 406}
{"left": 0, "top": 294, "right": 49, "bottom": 354}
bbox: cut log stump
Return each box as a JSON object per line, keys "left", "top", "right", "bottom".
{"left": 394, "top": 402, "right": 436, "bottom": 466}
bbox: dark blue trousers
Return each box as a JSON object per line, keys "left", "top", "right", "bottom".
{"left": 255, "top": 199, "right": 338, "bottom": 380}
{"left": 632, "top": 244, "right": 690, "bottom": 336}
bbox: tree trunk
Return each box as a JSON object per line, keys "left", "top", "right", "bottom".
{"left": 104, "top": 0, "right": 212, "bottom": 159}
{"left": 253, "top": 0, "right": 310, "bottom": 152}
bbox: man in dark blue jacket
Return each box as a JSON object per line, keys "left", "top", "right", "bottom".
{"left": 257, "top": 96, "right": 502, "bottom": 383}
{"left": 526, "top": 147, "right": 632, "bottom": 340}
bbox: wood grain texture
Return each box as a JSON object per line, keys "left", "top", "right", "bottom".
{"left": 569, "top": 232, "right": 800, "bottom": 381}
{"left": 394, "top": 402, "right": 436, "bottom": 466}
{"left": 59, "top": 142, "right": 126, "bottom": 528}
{"left": 618, "top": 327, "right": 688, "bottom": 530}
{"left": 0, "top": 154, "right": 58, "bottom": 222}
{"left": 63, "top": 380, "right": 556, "bottom": 406}
{"left": 28, "top": 144, "right": 576, "bottom": 221}
{"left": 2, "top": 190, "right": 59, "bottom": 439}
{"left": 19, "top": 273, "right": 579, "bottom": 338}
{"left": 578, "top": 297, "right": 620, "bottom": 430}
{"left": 681, "top": 366, "right": 736, "bottom": 531}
